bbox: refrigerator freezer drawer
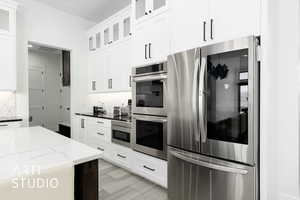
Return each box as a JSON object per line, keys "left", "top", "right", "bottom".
{"left": 168, "top": 147, "right": 257, "bottom": 200}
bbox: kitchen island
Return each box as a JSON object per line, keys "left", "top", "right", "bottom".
{"left": 0, "top": 126, "right": 102, "bottom": 200}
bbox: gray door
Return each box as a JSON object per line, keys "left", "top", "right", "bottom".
{"left": 167, "top": 48, "right": 201, "bottom": 153}
{"left": 168, "top": 147, "right": 256, "bottom": 200}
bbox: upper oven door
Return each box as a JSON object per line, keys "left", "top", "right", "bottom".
{"left": 132, "top": 73, "right": 167, "bottom": 116}
{"left": 132, "top": 114, "right": 167, "bottom": 160}
{"left": 200, "top": 36, "right": 259, "bottom": 165}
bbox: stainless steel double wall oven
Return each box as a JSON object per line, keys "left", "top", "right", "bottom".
{"left": 167, "top": 36, "right": 260, "bottom": 200}
{"left": 132, "top": 62, "right": 168, "bottom": 160}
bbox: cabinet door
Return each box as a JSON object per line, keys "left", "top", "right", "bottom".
{"left": 209, "top": 0, "right": 260, "bottom": 43}
{"left": 0, "top": 35, "right": 15, "bottom": 90}
{"left": 123, "top": 17, "right": 131, "bottom": 38}
{"left": 104, "top": 27, "right": 111, "bottom": 46}
{"left": 88, "top": 50, "right": 97, "bottom": 93}
{"left": 0, "top": 8, "right": 9, "bottom": 32}
{"left": 133, "top": 22, "right": 149, "bottom": 67}
{"left": 113, "top": 22, "right": 120, "bottom": 42}
{"left": 148, "top": 14, "right": 169, "bottom": 62}
{"left": 135, "top": 0, "right": 147, "bottom": 20}
{"left": 169, "top": 0, "right": 209, "bottom": 53}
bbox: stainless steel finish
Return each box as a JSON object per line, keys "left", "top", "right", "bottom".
{"left": 81, "top": 118, "right": 85, "bottom": 129}
{"left": 210, "top": 19, "right": 214, "bottom": 40}
{"left": 132, "top": 62, "right": 168, "bottom": 116}
{"left": 168, "top": 147, "right": 256, "bottom": 200}
{"left": 132, "top": 114, "right": 167, "bottom": 160}
{"left": 92, "top": 81, "right": 96, "bottom": 91}
{"left": 199, "top": 57, "right": 207, "bottom": 143}
{"left": 167, "top": 48, "right": 201, "bottom": 153}
{"left": 132, "top": 61, "right": 167, "bottom": 77}
{"left": 203, "top": 21, "right": 206, "bottom": 41}
{"left": 108, "top": 79, "right": 113, "bottom": 89}
{"left": 145, "top": 44, "right": 148, "bottom": 59}
{"left": 149, "top": 43, "right": 152, "bottom": 58}
{"left": 200, "top": 36, "right": 259, "bottom": 165}
{"left": 169, "top": 148, "right": 248, "bottom": 175}
{"left": 111, "top": 120, "right": 132, "bottom": 148}
{"left": 132, "top": 74, "right": 167, "bottom": 82}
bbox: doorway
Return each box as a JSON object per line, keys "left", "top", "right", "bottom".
{"left": 28, "top": 42, "right": 71, "bottom": 137}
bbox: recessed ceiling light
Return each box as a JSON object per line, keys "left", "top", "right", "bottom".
{"left": 28, "top": 44, "right": 33, "bottom": 48}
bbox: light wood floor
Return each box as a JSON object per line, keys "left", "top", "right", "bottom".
{"left": 99, "top": 159, "right": 168, "bottom": 200}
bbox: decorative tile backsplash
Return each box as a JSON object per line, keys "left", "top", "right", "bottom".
{"left": 0, "top": 92, "right": 16, "bottom": 118}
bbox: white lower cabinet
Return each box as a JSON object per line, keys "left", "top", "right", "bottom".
{"left": 73, "top": 116, "right": 167, "bottom": 187}
{"left": 132, "top": 151, "right": 167, "bottom": 188}
{"left": 0, "top": 121, "right": 21, "bottom": 129}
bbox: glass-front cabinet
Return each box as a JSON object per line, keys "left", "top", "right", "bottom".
{"left": 135, "top": 0, "right": 167, "bottom": 21}
{"left": 0, "top": 8, "right": 9, "bottom": 32}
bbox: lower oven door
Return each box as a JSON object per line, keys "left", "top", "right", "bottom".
{"left": 168, "top": 147, "right": 257, "bottom": 200}
{"left": 132, "top": 114, "right": 167, "bottom": 160}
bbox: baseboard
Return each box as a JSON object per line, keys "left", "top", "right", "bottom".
{"left": 279, "top": 193, "right": 299, "bottom": 200}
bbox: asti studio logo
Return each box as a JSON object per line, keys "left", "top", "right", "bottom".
{"left": 11, "top": 165, "right": 59, "bottom": 189}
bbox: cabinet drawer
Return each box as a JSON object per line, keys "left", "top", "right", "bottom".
{"left": 86, "top": 126, "right": 111, "bottom": 143}
{"left": 133, "top": 151, "right": 167, "bottom": 187}
{"left": 89, "top": 140, "right": 110, "bottom": 159}
{"left": 110, "top": 144, "right": 132, "bottom": 169}
{"left": 89, "top": 117, "right": 111, "bottom": 128}
{"left": 0, "top": 122, "right": 21, "bottom": 129}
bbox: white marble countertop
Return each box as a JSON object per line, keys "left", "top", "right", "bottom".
{"left": 0, "top": 126, "right": 102, "bottom": 181}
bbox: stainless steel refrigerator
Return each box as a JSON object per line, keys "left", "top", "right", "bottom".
{"left": 167, "top": 36, "right": 260, "bottom": 200}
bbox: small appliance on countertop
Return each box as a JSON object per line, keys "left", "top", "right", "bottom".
{"left": 93, "top": 106, "right": 106, "bottom": 116}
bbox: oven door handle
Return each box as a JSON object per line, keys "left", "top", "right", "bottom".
{"left": 132, "top": 74, "right": 167, "bottom": 82}
{"left": 133, "top": 115, "right": 167, "bottom": 123}
{"left": 199, "top": 57, "right": 207, "bottom": 143}
{"left": 169, "top": 150, "right": 248, "bottom": 175}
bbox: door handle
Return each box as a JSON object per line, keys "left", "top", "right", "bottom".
{"left": 199, "top": 57, "right": 207, "bottom": 143}
{"left": 145, "top": 44, "right": 148, "bottom": 59}
{"left": 169, "top": 150, "right": 248, "bottom": 175}
{"left": 210, "top": 19, "right": 214, "bottom": 40}
{"left": 117, "top": 154, "right": 126, "bottom": 159}
{"left": 203, "top": 21, "right": 206, "bottom": 42}
{"left": 148, "top": 43, "right": 152, "bottom": 58}
{"left": 192, "top": 51, "right": 201, "bottom": 142}
{"left": 143, "top": 165, "right": 155, "bottom": 172}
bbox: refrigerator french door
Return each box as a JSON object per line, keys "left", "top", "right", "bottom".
{"left": 167, "top": 36, "right": 260, "bottom": 200}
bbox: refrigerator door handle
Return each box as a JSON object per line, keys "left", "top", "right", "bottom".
{"left": 199, "top": 57, "right": 207, "bottom": 143}
{"left": 169, "top": 150, "right": 248, "bottom": 175}
{"left": 192, "top": 54, "right": 201, "bottom": 142}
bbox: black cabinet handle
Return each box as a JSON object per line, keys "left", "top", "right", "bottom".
{"left": 143, "top": 165, "right": 155, "bottom": 172}
{"left": 145, "top": 12, "right": 148, "bottom": 15}
{"left": 129, "top": 75, "right": 132, "bottom": 87}
{"left": 149, "top": 43, "right": 152, "bottom": 58}
{"left": 203, "top": 21, "right": 206, "bottom": 42}
{"left": 97, "top": 132, "right": 104, "bottom": 136}
{"left": 0, "top": 124, "right": 8, "bottom": 127}
{"left": 210, "top": 19, "right": 214, "bottom": 40}
{"left": 81, "top": 119, "right": 85, "bottom": 129}
{"left": 97, "top": 147, "right": 104, "bottom": 151}
{"left": 97, "top": 121, "right": 104, "bottom": 124}
{"left": 108, "top": 79, "right": 112, "bottom": 89}
{"left": 145, "top": 44, "right": 148, "bottom": 59}
{"left": 117, "top": 154, "right": 126, "bottom": 159}
{"left": 149, "top": 10, "right": 152, "bottom": 13}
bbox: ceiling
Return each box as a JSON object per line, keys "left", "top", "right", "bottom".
{"left": 37, "top": 0, "right": 131, "bottom": 22}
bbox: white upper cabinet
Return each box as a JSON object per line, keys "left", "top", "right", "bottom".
{"left": 113, "top": 22, "right": 120, "bottom": 42}
{"left": 169, "top": 0, "right": 260, "bottom": 53}
{"left": 209, "top": 0, "right": 260, "bottom": 43}
{"left": 0, "top": 0, "right": 17, "bottom": 91}
{"left": 123, "top": 17, "right": 132, "bottom": 37}
{"left": 169, "top": 0, "right": 208, "bottom": 53}
{"left": 133, "top": 13, "right": 168, "bottom": 67}
{"left": 134, "top": 0, "right": 167, "bottom": 22}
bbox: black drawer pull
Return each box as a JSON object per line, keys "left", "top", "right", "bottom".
{"left": 117, "top": 154, "right": 126, "bottom": 159}
{"left": 0, "top": 124, "right": 8, "bottom": 127}
{"left": 97, "top": 121, "right": 104, "bottom": 124}
{"left": 143, "top": 165, "right": 155, "bottom": 172}
{"left": 97, "top": 147, "right": 104, "bottom": 151}
{"left": 97, "top": 132, "right": 104, "bottom": 136}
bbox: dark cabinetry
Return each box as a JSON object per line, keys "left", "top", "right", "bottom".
{"left": 62, "top": 50, "right": 71, "bottom": 86}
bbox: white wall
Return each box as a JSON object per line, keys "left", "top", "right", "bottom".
{"left": 260, "top": 0, "right": 299, "bottom": 199}
{"left": 0, "top": 91, "right": 16, "bottom": 117}
{"left": 14, "top": 0, "right": 94, "bottom": 130}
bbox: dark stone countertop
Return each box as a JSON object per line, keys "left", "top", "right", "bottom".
{"left": 0, "top": 117, "right": 23, "bottom": 123}
{"left": 75, "top": 113, "right": 131, "bottom": 122}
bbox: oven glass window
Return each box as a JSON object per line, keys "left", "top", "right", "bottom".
{"left": 136, "top": 120, "right": 163, "bottom": 150}
{"left": 207, "top": 49, "right": 249, "bottom": 145}
{"left": 136, "top": 80, "right": 164, "bottom": 108}
{"left": 112, "top": 130, "right": 130, "bottom": 142}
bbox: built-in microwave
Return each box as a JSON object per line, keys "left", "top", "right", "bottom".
{"left": 111, "top": 120, "right": 131, "bottom": 148}
{"left": 132, "top": 62, "right": 167, "bottom": 117}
